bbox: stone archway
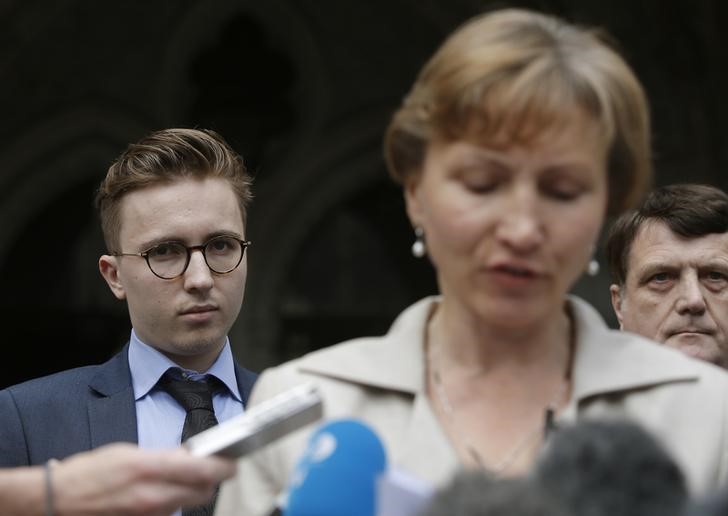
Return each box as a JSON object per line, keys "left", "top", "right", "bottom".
{"left": 0, "top": 107, "right": 147, "bottom": 387}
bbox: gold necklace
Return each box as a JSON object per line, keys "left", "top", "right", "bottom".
{"left": 426, "top": 322, "right": 573, "bottom": 475}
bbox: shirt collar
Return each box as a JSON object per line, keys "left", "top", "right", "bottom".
{"left": 128, "top": 329, "right": 242, "bottom": 402}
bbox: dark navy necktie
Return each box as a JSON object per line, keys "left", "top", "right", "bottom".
{"left": 158, "top": 370, "right": 221, "bottom": 516}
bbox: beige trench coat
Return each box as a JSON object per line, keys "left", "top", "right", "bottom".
{"left": 215, "top": 296, "right": 728, "bottom": 516}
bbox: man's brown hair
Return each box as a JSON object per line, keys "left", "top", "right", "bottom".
{"left": 606, "top": 183, "right": 728, "bottom": 286}
{"left": 96, "top": 128, "right": 252, "bottom": 252}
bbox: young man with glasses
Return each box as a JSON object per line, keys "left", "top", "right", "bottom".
{"left": 0, "top": 128, "right": 257, "bottom": 514}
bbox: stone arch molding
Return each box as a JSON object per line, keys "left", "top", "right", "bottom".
{"left": 0, "top": 107, "right": 147, "bottom": 265}
{"left": 156, "top": 0, "right": 327, "bottom": 162}
{"left": 231, "top": 111, "right": 391, "bottom": 369}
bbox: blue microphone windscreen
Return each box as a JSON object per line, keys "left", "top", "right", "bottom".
{"left": 283, "top": 419, "right": 387, "bottom": 516}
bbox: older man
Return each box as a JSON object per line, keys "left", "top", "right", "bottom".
{"left": 606, "top": 183, "right": 728, "bottom": 367}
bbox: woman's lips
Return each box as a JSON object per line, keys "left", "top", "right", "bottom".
{"left": 492, "top": 264, "right": 538, "bottom": 277}
{"left": 484, "top": 263, "right": 543, "bottom": 290}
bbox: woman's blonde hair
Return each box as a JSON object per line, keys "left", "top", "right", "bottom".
{"left": 384, "top": 8, "right": 651, "bottom": 214}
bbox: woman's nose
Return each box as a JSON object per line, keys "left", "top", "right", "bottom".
{"left": 495, "top": 190, "right": 544, "bottom": 253}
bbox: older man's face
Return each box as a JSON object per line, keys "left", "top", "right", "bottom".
{"left": 611, "top": 220, "right": 728, "bottom": 367}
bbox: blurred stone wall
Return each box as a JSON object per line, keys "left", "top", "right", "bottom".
{"left": 1, "top": 0, "right": 726, "bottom": 386}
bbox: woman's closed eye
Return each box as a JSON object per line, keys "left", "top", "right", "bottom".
{"left": 463, "top": 178, "right": 499, "bottom": 193}
{"left": 542, "top": 185, "right": 582, "bottom": 201}
{"left": 539, "top": 175, "right": 589, "bottom": 202}
{"left": 452, "top": 155, "right": 509, "bottom": 194}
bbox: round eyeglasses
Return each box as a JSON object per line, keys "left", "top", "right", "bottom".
{"left": 113, "top": 236, "right": 251, "bottom": 279}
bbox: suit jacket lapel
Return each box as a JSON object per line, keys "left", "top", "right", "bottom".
{"left": 233, "top": 362, "right": 258, "bottom": 406}
{"left": 87, "top": 345, "right": 138, "bottom": 446}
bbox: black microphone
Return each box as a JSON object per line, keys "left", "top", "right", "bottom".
{"left": 534, "top": 419, "right": 688, "bottom": 516}
{"left": 684, "top": 487, "right": 728, "bottom": 516}
{"left": 420, "top": 471, "right": 569, "bottom": 516}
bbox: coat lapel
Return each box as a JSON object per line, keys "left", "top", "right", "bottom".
{"left": 395, "top": 390, "right": 459, "bottom": 486}
{"left": 297, "top": 297, "right": 435, "bottom": 394}
{"left": 298, "top": 298, "right": 459, "bottom": 484}
{"left": 568, "top": 297, "right": 700, "bottom": 402}
{"left": 233, "top": 362, "right": 258, "bottom": 406}
{"left": 87, "top": 345, "right": 138, "bottom": 446}
{"left": 296, "top": 296, "right": 705, "bottom": 477}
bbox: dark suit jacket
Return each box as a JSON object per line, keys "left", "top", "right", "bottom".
{"left": 0, "top": 344, "right": 257, "bottom": 466}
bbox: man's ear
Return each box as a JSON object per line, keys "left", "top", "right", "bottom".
{"left": 609, "top": 284, "right": 625, "bottom": 330}
{"left": 99, "top": 255, "right": 127, "bottom": 300}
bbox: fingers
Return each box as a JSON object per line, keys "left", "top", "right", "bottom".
{"left": 129, "top": 450, "right": 234, "bottom": 515}
{"left": 153, "top": 447, "right": 237, "bottom": 486}
{"left": 52, "top": 443, "right": 236, "bottom": 516}
{"left": 116, "top": 481, "right": 217, "bottom": 516}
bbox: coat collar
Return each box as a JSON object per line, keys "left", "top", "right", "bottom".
{"left": 297, "top": 297, "right": 432, "bottom": 394}
{"left": 297, "top": 296, "right": 701, "bottom": 403}
{"left": 568, "top": 296, "right": 699, "bottom": 402}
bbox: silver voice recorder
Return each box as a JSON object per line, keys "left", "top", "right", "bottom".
{"left": 184, "top": 382, "right": 323, "bottom": 458}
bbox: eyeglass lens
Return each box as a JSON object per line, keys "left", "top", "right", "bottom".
{"left": 147, "top": 236, "right": 244, "bottom": 279}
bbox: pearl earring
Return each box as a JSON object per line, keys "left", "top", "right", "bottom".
{"left": 587, "top": 258, "right": 600, "bottom": 276}
{"left": 411, "top": 226, "right": 426, "bottom": 258}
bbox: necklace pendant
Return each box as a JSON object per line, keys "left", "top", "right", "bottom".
{"left": 543, "top": 407, "right": 556, "bottom": 438}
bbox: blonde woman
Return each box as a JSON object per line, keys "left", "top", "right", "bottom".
{"left": 216, "top": 9, "right": 728, "bottom": 515}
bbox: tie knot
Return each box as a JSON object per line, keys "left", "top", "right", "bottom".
{"left": 158, "top": 371, "right": 218, "bottom": 413}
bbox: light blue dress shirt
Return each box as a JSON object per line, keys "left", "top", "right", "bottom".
{"left": 128, "top": 329, "right": 245, "bottom": 450}
{"left": 127, "top": 331, "right": 245, "bottom": 516}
